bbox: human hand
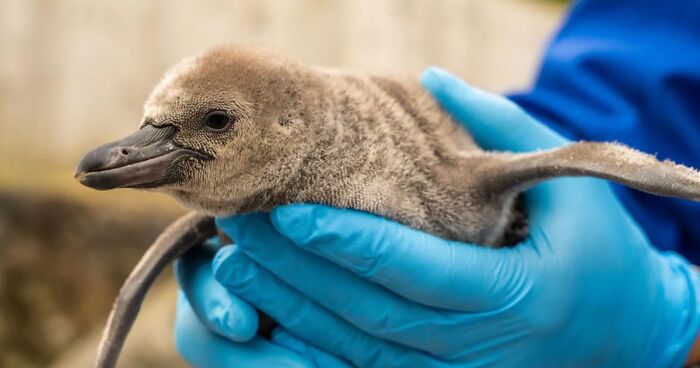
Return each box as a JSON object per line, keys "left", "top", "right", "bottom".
{"left": 173, "top": 241, "right": 349, "bottom": 368}
{"left": 176, "top": 68, "right": 700, "bottom": 367}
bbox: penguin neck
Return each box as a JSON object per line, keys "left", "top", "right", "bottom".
{"left": 277, "top": 73, "right": 477, "bottom": 237}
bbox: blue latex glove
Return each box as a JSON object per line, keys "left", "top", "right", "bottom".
{"left": 175, "top": 68, "right": 700, "bottom": 367}
{"left": 173, "top": 239, "right": 350, "bottom": 367}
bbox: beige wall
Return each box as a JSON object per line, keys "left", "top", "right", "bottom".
{"left": 0, "top": 0, "right": 564, "bottom": 169}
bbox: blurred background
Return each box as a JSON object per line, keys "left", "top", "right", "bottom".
{"left": 0, "top": 0, "right": 566, "bottom": 366}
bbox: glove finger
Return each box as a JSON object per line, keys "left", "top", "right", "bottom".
{"left": 420, "top": 67, "right": 568, "bottom": 152}
{"left": 272, "top": 328, "right": 353, "bottom": 368}
{"left": 524, "top": 177, "right": 620, "bottom": 225}
{"left": 211, "top": 245, "right": 430, "bottom": 368}
{"left": 174, "top": 293, "right": 312, "bottom": 368}
{"left": 220, "top": 213, "right": 468, "bottom": 355}
{"left": 175, "top": 244, "right": 258, "bottom": 342}
{"left": 264, "top": 204, "right": 525, "bottom": 312}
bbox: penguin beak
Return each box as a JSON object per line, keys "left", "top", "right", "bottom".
{"left": 74, "top": 124, "right": 209, "bottom": 190}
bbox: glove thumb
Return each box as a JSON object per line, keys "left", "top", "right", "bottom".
{"left": 420, "top": 67, "right": 567, "bottom": 152}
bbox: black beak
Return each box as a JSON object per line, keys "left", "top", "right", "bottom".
{"left": 74, "top": 124, "right": 208, "bottom": 190}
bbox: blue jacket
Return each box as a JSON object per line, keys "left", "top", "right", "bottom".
{"left": 509, "top": 0, "right": 700, "bottom": 263}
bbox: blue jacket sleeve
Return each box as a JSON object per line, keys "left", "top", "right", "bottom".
{"left": 508, "top": 0, "right": 700, "bottom": 263}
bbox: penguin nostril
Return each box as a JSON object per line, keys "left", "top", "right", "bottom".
{"left": 120, "top": 148, "right": 130, "bottom": 156}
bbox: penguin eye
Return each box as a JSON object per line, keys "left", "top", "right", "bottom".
{"left": 203, "top": 110, "right": 233, "bottom": 131}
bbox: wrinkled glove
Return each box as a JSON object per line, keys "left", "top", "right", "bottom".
{"left": 174, "top": 240, "right": 350, "bottom": 367}
{"left": 174, "top": 68, "right": 700, "bottom": 367}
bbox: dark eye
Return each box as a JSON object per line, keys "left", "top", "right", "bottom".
{"left": 203, "top": 110, "right": 233, "bottom": 131}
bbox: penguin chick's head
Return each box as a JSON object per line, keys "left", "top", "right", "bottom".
{"left": 75, "top": 46, "right": 318, "bottom": 214}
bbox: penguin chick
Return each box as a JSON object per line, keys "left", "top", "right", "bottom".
{"left": 75, "top": 45, "right": 700, "bottom": 368}
{"left": 78, "top": 45, "right": 517, "bottom": 244}
{"left": 76, "top": 45, "right": 700, "bottom": 244}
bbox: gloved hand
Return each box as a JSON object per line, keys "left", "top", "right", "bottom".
{"left": 173, "top": 239, "right": 350, "bottom": 367}
{"left": 174, "top": 68, "right": 700, "bottom": 367}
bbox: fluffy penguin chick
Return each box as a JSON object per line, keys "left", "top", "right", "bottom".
{"left": 76, "top": 45, "right": 700, "bottom": 244}
{"left": 75, "top": 45, "right": 700, "bottom": 368}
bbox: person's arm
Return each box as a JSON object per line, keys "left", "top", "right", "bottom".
{"left": 175, "top": 70, "right": 700, "bottom": 367}
{"left": 509, "top": 0, "right": 700, "bottom": 264}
